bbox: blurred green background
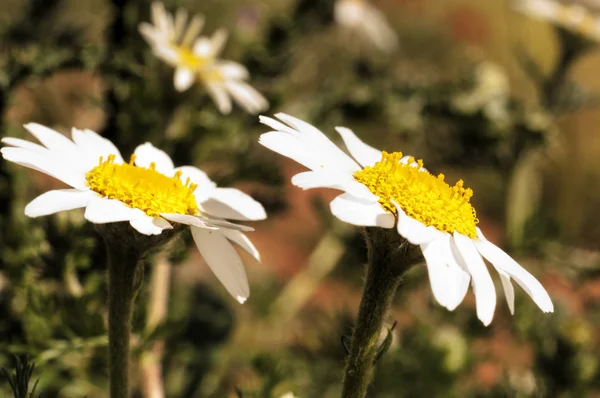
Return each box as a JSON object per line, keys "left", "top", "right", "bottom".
{"left": 1, "top": 0, "right": 599, "bottom": 397}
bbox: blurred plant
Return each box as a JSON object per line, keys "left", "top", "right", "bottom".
{"left": 0, "top": 356, "right": 40, "bottom": 398}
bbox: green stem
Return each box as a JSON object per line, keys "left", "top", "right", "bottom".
{"left": 107, "top": 243, "right": 144, "bottom": 398}
{"left": 341, "top": 228, "right": 408, "bottom": 398}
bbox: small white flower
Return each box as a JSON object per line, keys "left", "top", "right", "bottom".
{"left": 514, "top": 0, "right": 600, "bottom": 41}
{"left": 1, "top": 124, "right": 267, "bottom": 303}
{"left": 334, "top": 0, "right": 398, "bottom": 52}
{"left": 452, "top": 62, "right": 511, "bottom": 127}
{"left": 139, "top": 2, "right": 269, "bottom": 114}
{"left": 259, "top": 113, "right": 554, "bottom": 325}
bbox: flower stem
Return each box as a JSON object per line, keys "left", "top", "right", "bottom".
{"left": 341, "top": 228, "right": 415, "bottom": 398}
{"left": 107, "top": 243, "right": 144, "bottom": 398}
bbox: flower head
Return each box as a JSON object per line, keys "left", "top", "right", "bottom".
{"left": 514, "top": 0, "right": 600, "bottom": 41}
{"left": 335, "top": 0, "right": 398, "bottom": 52}
{"left": 2, "top": 124, "right": 267, "bottom": 303}
{"left": 139, "top": 2, "right": 268, "bottom": 114}
{"left": 259, "top": 113, "right": 553, "bottom": 325}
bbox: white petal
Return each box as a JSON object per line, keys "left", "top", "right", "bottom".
{"left": 444, "top": 237, "right": 471, "bottom": 311}
{"left": 200, "top": 217, "right": 254, "bottom": 232}
{"left": 224, "top": 81, "right": 269, "bottom": 114}
{"left": 133, "top": 142, "right": 175, "bottom": 175}
{"left": 71, "top": 128, "right": 124, "bottom": 168}
{"left": 330, "top": 193, "right": 394, "bottom": 228}
{"left": 139, "top": 23, "right": 161, "bottom": 46}
{"left": 182, "top": 15, "right": 205, "bottom": 47}
{"left": 218, "top": 61, "right": 249, "bottom": 80}
{"left": 259, "top": 115, "right": 299, "bottom": 135}
{"left": 497, "top": 270, "right": 515, "bottom": 315}
{"left": 474, "top": 229, "right": 553, "bottom": 313}
{"left": 258, "top": 132, "right": 322, "bottom": 171}
{"left": 273, "top": 113, "right": 361, "bottom": 174}
{"left": 394, "top": 202, "right": 441, "bottom": 245}
{"left": 202, "top": 188, "right": 266, "bottom": 221}
{"left": 205, "top": 81, "right": 232, "bottom": 114}
{"left": 2, "top": 137, "right": 47, "bottom": 152}
{"left": 192, "top": 37, "right": 212, "bottom": 57}
{"left": 453, "top": 232, "right": 496, "bottom": 326}
{"left": 84, "top": 197, "right": 142, "bottom": 224}
{"left": 24, "top": 123, "right": 78, "bottom": 155}
{"left": 24, "top": 189, "right": 96, "bottom": 217}
{"left": 174, "top": 67, "right": 195, "bottom": 92}
{"left": 208, "top": 28, "right": 228, "bottom": 57}
{"left": 335, "top": 127, "right": 382, "bottom": 167}
{"left": 191, "top": 227, "right": 250, "bottom": 303}
{"left": 160, "top": 213, "right": 213, "bottom": 229}
{"left": 421, "top": 237, "right": 455, "bottom": 309}
{"left": 173, "top": 8, "right": 188, "bottom": 40}
{"left": 220, "top": 229, "right": 261, "bottom": 262}
{"left": 1, "top": 147, "right": 88, "bottom": 190}
{"left": 129, "top": 216, "right": 173, "bottom": 236}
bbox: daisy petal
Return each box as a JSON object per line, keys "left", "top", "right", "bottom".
{"left": 497, "top": 270, "right": 515, "bottom": 315}
{"left": 224, "top": 81, "right": 269, "bottom": 114}
{"left": 84, "top": 197, "right": 142, "bottom": 224}
{"left": 134, "top": 142, "right": 175, "bottom": 175}
{"left": 220, "top": 229, "right": 261, "bottom": 262}
{"left": 394, "top": 202, "right": 441, "bottom": 245}
{"left": 24, "top": 123, "right": 78, "bottom": 155}
{"left": 71, "top": 128, "right": 124, "bottom": 165}
{"left": 1, "top": 137, "right": 47, "bottom": 152}
{"left": 421, "top": 237, "right": 454, "bottom": 309}
{"left": 441, "top": 234, "right": 471, "bottom": 311}
{"left": 160, "top": 213, "right": 213, "bottom": 229}
{"left": 453, "top": 232, "right": 496, "bottom": 326}
{"left": 202, "top": 188, "right": 266, "bottom": 221}
{"left": 474, "top": 231, "right": 553, "bottom": 313}
{"left": 335, "top": 126, "right": 382, "bottom": 167}
{"left": 25, "top": 189, "right": 96, "bottom": 218}
{"left": 130, "top": 216, "right": 173, "bottom": 236}
{"left": 174, "top": 67, "right": 195, "bottom": 92}
{"left": 191, "top": 227, "right": 250, "bottom": 303}
{"left": 205, "top": 81, "right": 232, "bottom": 114}
{"left": 330, "top": 193, "right": 394, "bottom": 228}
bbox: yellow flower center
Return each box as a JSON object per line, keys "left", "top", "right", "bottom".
{"left": 176, "top": 47, "right": 209, "bottom": 70}
{"left": 353, "top": 151, "right": 479, "bottom": 237}
{"left": 85, "top": 154, "right": 199, "bottom": 217}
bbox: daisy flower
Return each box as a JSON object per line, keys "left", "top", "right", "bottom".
{"left": 514, "top": 0, "right": 600, "bottom": 41}
{"left": 1, "top": 124, "right": 267, "bottom": 303}
{"left": 334, "top": 0, "right": 399, "bottom": 52}
{"left": 139, "top": 2, "right": 269, "bottom": 114}
{"left": 258, "top": 113, "right": 553, "bottom": 325}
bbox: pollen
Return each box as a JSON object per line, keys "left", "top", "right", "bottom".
{"left": 353, "top": 151, "right": 479, "bottom": 238}
{"left": 86, "top": 154, "right": 199, "bottom": 217}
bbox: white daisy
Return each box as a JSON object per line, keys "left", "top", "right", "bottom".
{"left": 334, "top": 0, "right": 399, "bottom": 53}
{"left": 1, "top": 124, "right": 267, "bottom": 303}
{"left": 258, "top": 113, "right": 553, "bottom": 325}
{"left": 514, "top": 0, "right": 600, "bottom": 41}
{"left": 139, "top": 2, "right": 269, "bottom": 114}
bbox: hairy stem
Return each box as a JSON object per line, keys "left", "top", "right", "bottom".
{"left": 341, "top": 228, "right": 414, "bottom": 398}
{"left": 107, "top": 243, "right": 144, "bottom": 398}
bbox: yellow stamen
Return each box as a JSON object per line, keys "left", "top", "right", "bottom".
{"left": 176, "top": 47, "right": 209, "bottom": 70}
{"left": 353, "top": 151, "right": 479, "bottom": 238}
{"left": 86, "top": 154, "right": 198, "bottom": 217}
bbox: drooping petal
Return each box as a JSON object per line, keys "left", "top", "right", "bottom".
{"left": 335, "top": 126, "right": 382, "bottom": 167}
{"left": 133, "top": 142, "right": 175, "bottom": 175}
{"left": 394, "top": 202, "right": 441, "bottom": 245}
{"left": 220, "top": 229, "right": 261, "bottom": 262}
{"left": 439, "top": 233, "right": 471, "bottom": 311}
{"left": 174, "top": 67, "right": 195, "bottom": 92}
{"left": 201, "top": 188, "right": 266, "bottom": 221}
{"left": 24, "top": 189, "right": 96, "bottom": 218}
{"left": 474, "top": 229, "right": 553, "bottom": 313}
{"left": 453, "top": 232, "right": 496, "bottom": 326}
{"left": 84, "top": 197, "right": 143, "bottom": 224}
{"left": 497, "top": 270, "right": 515, "bottom": 315}
{"left": 330, "top": 193, "right": 394, "bottom": 228}
{"left": 160, "top": 213, "right": 214, "bottom": 229}
{"left": 129, "top": 216, "right": 173, "bottom": 236}
{"left": 224, "top": 81, "right": 269, "bottom": 114}
{"left": 191, "top": 227, "right": 250, "bottom": 303}
{"left": 204, "top": 81, "right": 232, "bottom": 115}
{"left": 421, "top": 237, "right": 455, "bottom": 309}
